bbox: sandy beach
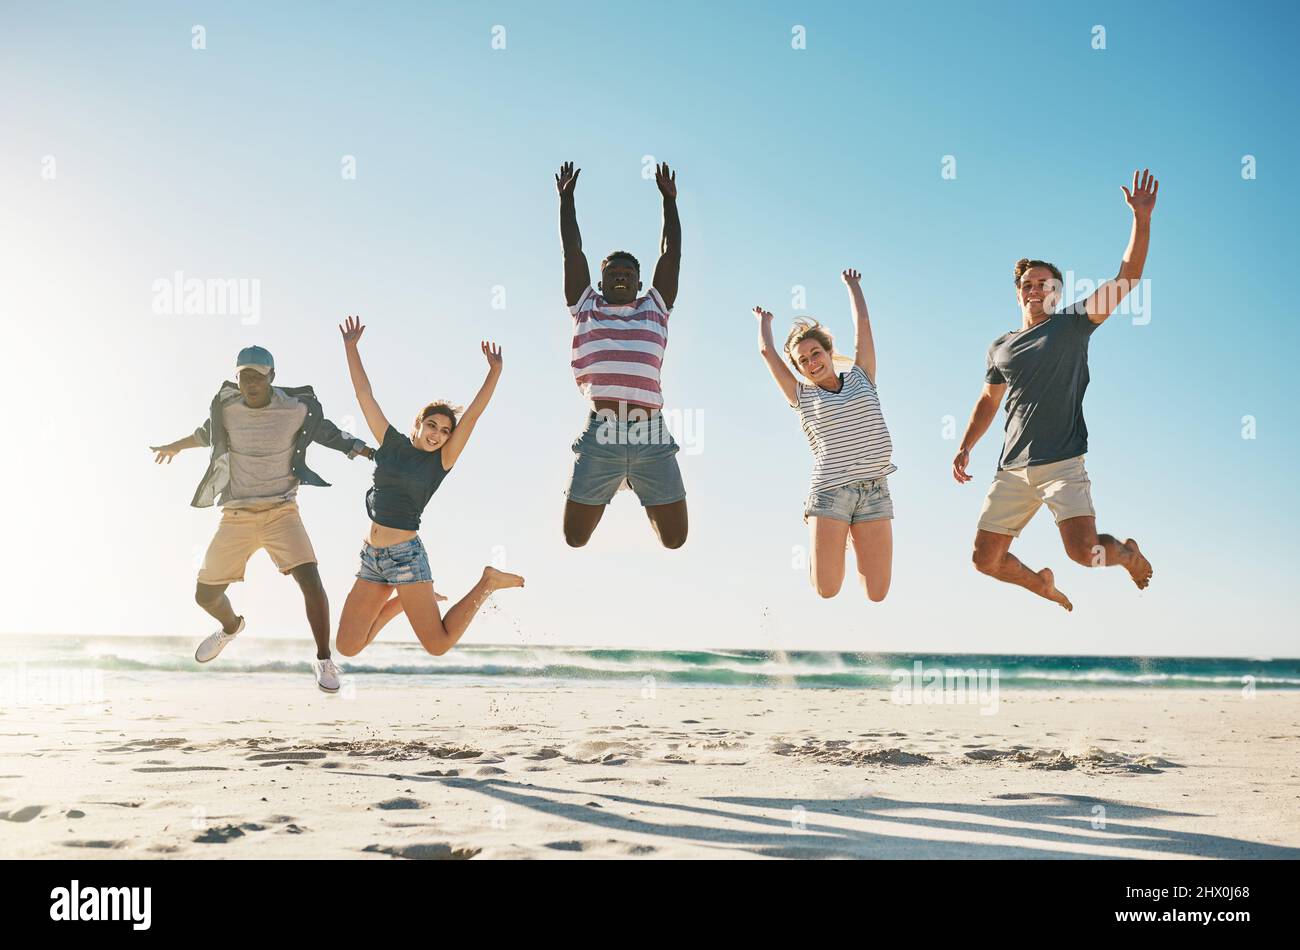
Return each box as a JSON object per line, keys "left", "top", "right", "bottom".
{"left": 3, "top": 678, "right": 1298, "bottom": 859}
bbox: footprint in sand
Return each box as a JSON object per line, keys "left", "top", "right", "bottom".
{"left": 133, "top": 766, "right": 229, "bottom": 773}
{"left": 375, "top": 797, "right": 426, "bottom": 810}
{"left": 543, "top": 839, "right": 656, "bottom": 856}
{"left": 194, "top": 822, "right": 263, "bottom": 844}
{"left": 525, "top": 748, "right": 562, "bottom": 761}
{"left": 61, "top": 839, "right": 127, "bottom": 849}
{"left": 247, "top": 751, "right": 327, "bottom": 762}
{"left": 104, "top": 738, "right": 190, "bottom": 753}
{"left": 362, "top": 843, "right": 479, "bottom": 860}
{"left": 0, "top": 805, "right": 43, "bottom": 822}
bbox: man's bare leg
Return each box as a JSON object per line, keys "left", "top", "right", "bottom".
{"left": 564, "top": 500, "right": 607, "bottom": 548}
{"left": 972, "top": 529, "right": 1073, "bottom": 611}
{"left": 290, "top": 563, "right": 332, "bottom": 660}
{"left": 645, "top": 500, "right": 688, "bottom": 550}
{"left": 1058, "top": 516, "right": 1153, "bottom": 589}
{"left": 195, "top": 582, "right": 242, "bottom": 634}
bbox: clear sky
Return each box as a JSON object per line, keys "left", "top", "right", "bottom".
{"left": 2, "top": 1, "right": 1296, "bottom": 656}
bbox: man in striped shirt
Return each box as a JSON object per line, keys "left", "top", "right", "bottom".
{"left": 555, "top": 160, "right": 687, "bottom": 549}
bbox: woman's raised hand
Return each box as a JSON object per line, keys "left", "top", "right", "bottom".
{"left": 753, "top": 306, "right": 774, "bottom": 323}
{"left": 841, "top": 268, "right": 862, "bottom": 286}
{"left": 482, "top": 340, "right": 503, "bottom": 372}
{"left": 339, "top": 315, "right": 365, "bottom": 346}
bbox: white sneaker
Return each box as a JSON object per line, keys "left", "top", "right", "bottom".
{"left": 195, "top": 617, "right": 245, "bottom": 663}
{"left": 314, "top": 658, "right": 342, "bottom": 693}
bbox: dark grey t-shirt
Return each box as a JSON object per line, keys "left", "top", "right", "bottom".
{"left": 985, "top": 299, "right": 1098, "bottom": 471}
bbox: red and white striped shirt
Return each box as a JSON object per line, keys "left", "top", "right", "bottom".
{"left": 569, "top": 285, "right": 671, "bottom": 410}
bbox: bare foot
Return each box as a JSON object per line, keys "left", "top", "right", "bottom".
{"left": 432, "top": 589, "right": 449, "bottom": 603}
{"left": 482, "top": 566, "right": 525, "bottom": 591}
{"left": 1037, "top": 568, "right": 1073, "bottom": 612}
{"left": 1123, "top": 539, "right": 1153, "bottom": 590}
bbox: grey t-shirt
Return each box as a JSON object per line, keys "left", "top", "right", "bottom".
{"left": 221, "top": 388, "right": 308, "bottom": 507}
{"left": 985, "top": 299, "right": 1098, "bottom": 471}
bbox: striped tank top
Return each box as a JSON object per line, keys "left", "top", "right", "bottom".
{"left": 795, "top": 364, "right": 897, "bottom": 492}
{"left": 569, "top": 285, "right": 670, "bottom": 410}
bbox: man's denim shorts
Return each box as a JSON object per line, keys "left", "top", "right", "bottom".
{"left": 803, "top": 476, "right": 894, "bottom": 524}
{"left": 356, "top": 536, "right": 433, "bottom": 586}
{"left": 565, "top": 412, "right": 686, "bottom": 507}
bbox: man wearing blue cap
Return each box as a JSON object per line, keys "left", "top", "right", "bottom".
{"left": 150, "top": 345, "right": 374, "bottom": 692}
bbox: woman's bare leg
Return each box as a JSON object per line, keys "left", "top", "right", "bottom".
{"left": 363, "top": 586, "right": 450, "bottom": 647}
{"left": 398, "top": 567, "right": 525, "bottom": 656}
{"left": 849, "top": 519, "right": 893, "bottom": 602}
{"left": 808, "top": 516, "right": 850, "bottom": 598}
{"left": 336, "top": 579, "right": 395, "bottom": 657}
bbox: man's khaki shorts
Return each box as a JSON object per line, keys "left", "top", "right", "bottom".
{"left": 977, "top": 455, "right": 1095, "bottom": 538}
{"left": 197, "top": 501, "right": 317, "bottom": 585}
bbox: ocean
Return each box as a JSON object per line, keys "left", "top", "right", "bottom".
{"left": 1, "top": 634, "right": 1297, "bottom": 692}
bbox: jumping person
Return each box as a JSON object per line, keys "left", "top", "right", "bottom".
{"left": 333, "top": 316, "right": 523, "bottom": 658}
{"left": 953, "top": 169, "right": 1159, "bottom": 610}
{"left": 555, "top": 160, "right": 687, "bottom": 549}
{"left": 149, "top": 345, "right": 374, "bottom": 692}
{"left": 754, "top": 269, "right": 896, "bottom": 600}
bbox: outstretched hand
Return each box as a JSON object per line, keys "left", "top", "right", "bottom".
{"left": 1121, "top": 168, "right": 1158, "bottom": 222}
{"left": 752, "top": 306, "right": 774, "bottom": 323}
{"left": 339, "top": 315, "right": 365, "bottom": 346}
{"left": 150, "top": 443, "right": 180, "bottom": 464}
{"left": 482, "top": 340, "right": 503, "bottom": 372}
{"left": 841, "top": 268, "right": 862, "bottom": 287}
{"left": 555, "top": 161, "right": 580, "bottom": 196}
{"left": 655, "top": 162, "right": 677, "bottom": 200}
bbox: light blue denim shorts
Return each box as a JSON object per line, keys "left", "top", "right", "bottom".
{"left": 356, "top": 536, "right": 433, "bottom": 586}
{"left": 565, "top": 412, "right": 686, "bottom": 507}
{"left": 803, "top": 476, "right": 894, "bottom": 524}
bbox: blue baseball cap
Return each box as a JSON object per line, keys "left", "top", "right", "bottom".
{"left": 235, "top": 345, "right": 274, "bottom": 376}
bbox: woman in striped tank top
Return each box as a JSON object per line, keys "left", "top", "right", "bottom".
{"left": 754, "top": 269, "right": 896, "bottom": 601}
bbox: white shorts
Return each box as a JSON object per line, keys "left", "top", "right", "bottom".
{"left": 977, "top": 456, "right": 1095, "bottom": 538}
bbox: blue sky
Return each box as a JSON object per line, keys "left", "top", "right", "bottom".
{"left": 1, "top": 1, "right": 1296, "bottom": 656}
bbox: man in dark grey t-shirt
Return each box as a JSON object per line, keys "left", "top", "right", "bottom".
{"left": 984, "top": 297, "right": 1095, "bottom": 471}
{"left": 952, "top": 170, "right": 1160, "bottom": 611}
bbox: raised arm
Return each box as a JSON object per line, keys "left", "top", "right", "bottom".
{"left": 842, "top": 268, "right": 877, "bottom": 384}
{"left": 339, "top": 315, "right": 390, "bottom": 445}
{"left": 952, "top": 381, "right": 1007, "bottom": 483}
{"left": 1082, "top": 168, "right": 1158, "bottom": 325}
{"left": 439, "top": 342, "right": 503, "bottom": 470}
{"left": 556, "top": 161, "right": 591, "bottom": 307}
{"left": 754, "top": 308, "right": 800, "bottom": 408}
{"left": 651, "top": 162, "right": 681, "bottom": 308}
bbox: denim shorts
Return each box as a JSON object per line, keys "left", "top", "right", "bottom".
{"left": 565, "top": 412, "right": 686, "bottom": 507}
{"left": 356, "top": 536, "right": 433, "bottom": 585}
{"left": 804, "top": 476, "right": 894, "bottom": 524}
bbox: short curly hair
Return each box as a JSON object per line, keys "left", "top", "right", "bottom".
{"left": 783, "top": 318, "right": 835, "bottom": 372}
{"left": 1014, "top": 258, "right": 1063, "bottom": 287}
{"left": 601, "top": 250, "right": 641, "bottom": 272}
